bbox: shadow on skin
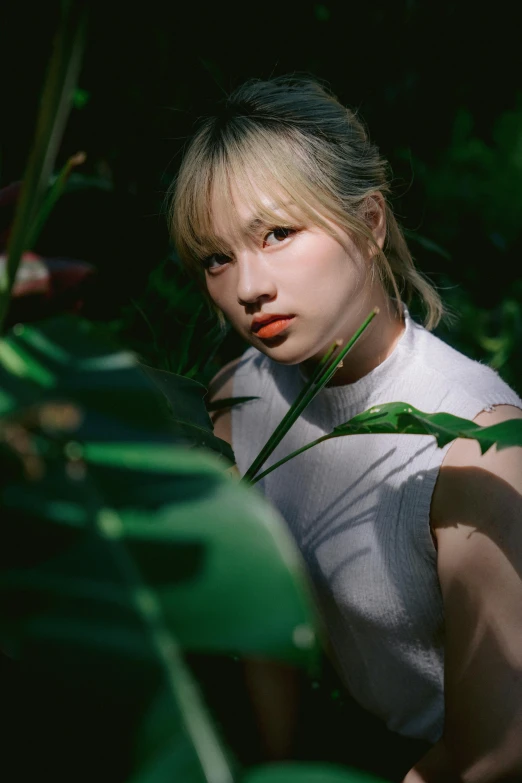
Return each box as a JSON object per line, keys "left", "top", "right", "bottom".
{"left": 432, "top": 464, "right": 522, "bottom": 781}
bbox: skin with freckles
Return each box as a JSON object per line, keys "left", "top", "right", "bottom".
{"left": 204, "top": 184, "right": 405, "bottom": 386}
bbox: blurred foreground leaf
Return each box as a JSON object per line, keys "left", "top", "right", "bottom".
{"left": 0, "top": 316, "right": 233, "bottom": 461}
{"left": 0, "top": 313, "right": 323, "bottom": 781}
{"left": 243, "top": 763, "right": 388, "bottom": 783}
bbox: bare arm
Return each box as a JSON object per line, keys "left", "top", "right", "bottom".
{"left": 405, "top": 405, "right": 522, "bottom": 783}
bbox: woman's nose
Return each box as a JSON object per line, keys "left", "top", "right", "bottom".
{"left": 235, "top": 253, "right": 277, "bottom": 305}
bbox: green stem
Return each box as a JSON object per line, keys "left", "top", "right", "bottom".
{"left": 0, "top": 3, "right": 87, "bottom": 332}
{"left": 242, "top": 307, "right": 378, "bottom": 484}
{"left": 26, "top": 151, "right": 86, "bottom": 249}
{"left": 242, "top": 338, "right": 341, "bottom": 483}
{"left": 251, "top": 434, "right": 334, "bottom": 484}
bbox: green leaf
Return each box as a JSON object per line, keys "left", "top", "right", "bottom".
{"left": 129, "top": 683, "right": 235, "bottom": 783}
{"left": 0, "top": 338, "right": 56, "bottom": 388}
{"left": 140, "top": 364, "right": 213, "bottom": 429}
{"left": 243, "top": 763, "right": 389, "bottom": 783}
{"left": 0, "top": 317, "right": 235, "bottom": 461}
{"left": 252, "top": 401, "right": 522, "bottom": 484}
{"left": 140, "top": 364, "right": 235, "bottom": 461}
{"left": 0, "top": 438, "right": 318, "bottom": 780}
{"left": 1, "top": 441, "right": 319, "bottom": 662}
{"left": 0, "top": 311, "right": 321, "bottom": 781}
{"left": 206, "top": 396, "right": 260, "bottom": 413}
{"left": 129, "top": 473, "right": 319, "bottom": 662}
{"left": 334, "top": 401, "right": 522, "bottom": 454}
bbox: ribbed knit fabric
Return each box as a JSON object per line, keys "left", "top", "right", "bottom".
{"left": 231, "top": 306, "right": 522, "bottom": 743}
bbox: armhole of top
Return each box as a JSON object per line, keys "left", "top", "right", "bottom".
{"left": 418, "top": 397, "right": 522, "bottom": 559}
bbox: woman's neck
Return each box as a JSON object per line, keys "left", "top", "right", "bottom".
{"left": 301, "top": 289, "right": 406, "bottom": 387}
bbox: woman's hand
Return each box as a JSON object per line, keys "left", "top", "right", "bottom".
{"left": 426, "top": 404, "right": 522, "bottom": 782}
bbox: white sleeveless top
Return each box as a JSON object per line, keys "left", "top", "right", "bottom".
{"left": 231, "top": 307, "right": 522, "bottom": 743}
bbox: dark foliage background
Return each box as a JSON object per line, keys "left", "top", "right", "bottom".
{"left": 1, "top": 2, "right": 522, "bottom": 780}
{"left": 2, "top": 0, "right": 522, "bottom": 391}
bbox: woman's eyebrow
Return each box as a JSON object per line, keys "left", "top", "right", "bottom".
{"left": 245, "top": 217, "right": 266, "bottom": 233}
{"left": 203, "top": 204, "right": 293, "bottom": 249}
{"left": 243, "top": 205, "right": 293, "bottom": 234}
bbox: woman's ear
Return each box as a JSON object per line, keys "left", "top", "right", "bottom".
{"left": 364, "top": 192, "right": 387, "bottom": 252}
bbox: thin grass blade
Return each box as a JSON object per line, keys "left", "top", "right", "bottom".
{"left": 26, "top": 151, "right": 87, "bottom": 249}
{"left": 242, "top": 308, "right": 378, "bottom": 483}
{"left": 0, "top": 2, "right": 88, "bottom": 331}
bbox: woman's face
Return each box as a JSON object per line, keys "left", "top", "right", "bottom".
{"left": 204, "top": 184, "right": 381, "bottom": 366}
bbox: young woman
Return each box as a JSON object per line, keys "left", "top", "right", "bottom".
{"left": 170, "top": 76, "right": 522, "bottom": 782}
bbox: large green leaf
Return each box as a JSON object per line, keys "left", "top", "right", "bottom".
{"left": 0, "top": 422, "right": 319, "bottom": 782}
{"left": 243, "top": 765, "right": 388, "bottom": 783}
{"left": 1, "top": 441, "right": 319, "bottom": 664}
{"left": 334, "top": 401, "right": 522, "bottom": 453}
{"left": 0, "top": 317, "right": 234, "bottom": 461}
{"left": 129, "top": 684, "right": 236, "bottom": 783}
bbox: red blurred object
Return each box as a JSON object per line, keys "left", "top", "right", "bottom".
{"left": 0, "top": 252, "right": 96, "bottom": 326}
{"left": 0, "top": 181, "right": 96, "bottom": 326}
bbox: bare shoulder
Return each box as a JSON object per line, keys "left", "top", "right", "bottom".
{"left": 431, "top": 404, "right": 522, "bottom": 542}
{"left": 206, "top": 356, "right": 242, "bottom": 446}
{"left": 428, "top": 404, "right": 522, "bottom": 776}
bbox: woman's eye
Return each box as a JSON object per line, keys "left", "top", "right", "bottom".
{"left": 204, "top": 253, "right": 230, "bottom": 271}
{"left": 263, "top": 227, "right": 296, "bottom": 247}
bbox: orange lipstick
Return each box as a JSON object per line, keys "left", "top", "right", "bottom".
{"left": 254, "top": 317, "right": 295, "bottom": 339}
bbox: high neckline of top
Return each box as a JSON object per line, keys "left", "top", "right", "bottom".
{"left": 294, "top": 303, "right": 415, "bottom": 408}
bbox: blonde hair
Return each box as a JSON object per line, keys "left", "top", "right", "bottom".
{"left": 169, "top": 76, "right": 444, "bottom": 330}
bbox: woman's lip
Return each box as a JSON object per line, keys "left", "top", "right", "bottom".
{"left": 253, "top": 316, "right": 295, "bottom": 339}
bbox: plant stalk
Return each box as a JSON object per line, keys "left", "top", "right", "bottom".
{"left": 251, "top": 434, "right": 334, "bottom": 484}
{"left": 0, "top": 2, "right": 88, "bottom": 332}
{"left": 26, "top": 151, "right": 86, "bottom": 249}
{"left": 241, "top": 338, "right": 341, "bottom": 484}
{"left": 242, "top": 307, "right": 379, "bottom": 484}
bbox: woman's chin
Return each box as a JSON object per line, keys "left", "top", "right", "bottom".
{"left": 253, "top": 340, "right": 323, "bottom": 367}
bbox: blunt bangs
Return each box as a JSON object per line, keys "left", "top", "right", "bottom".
{"left": 171, "top": 121, "right": 354, "bottom": 275}
{"left": 170, "top": 76, "right": 445, "bottom": 330}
